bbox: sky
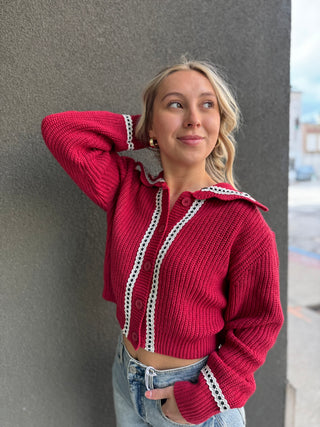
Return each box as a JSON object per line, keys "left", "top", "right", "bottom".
{"left": 291, "top": 0, "right": 320, "bottom": 122}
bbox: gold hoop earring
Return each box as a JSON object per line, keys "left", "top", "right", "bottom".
{"left": 149, "top": 138, "right": 158, "bottom": 148}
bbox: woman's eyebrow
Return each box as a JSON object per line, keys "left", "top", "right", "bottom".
{"left": 161, "top": 91, "right": 217, "bottom": 102}
{"left": 199, "top": 92, "right": 217, "bottom": 99}
{"left": 160, "top": 92, "right": 184, "bottom": 102}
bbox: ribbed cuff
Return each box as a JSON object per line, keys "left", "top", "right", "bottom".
{"left": 174, "top": 378, "right": 220, "bottom": 425}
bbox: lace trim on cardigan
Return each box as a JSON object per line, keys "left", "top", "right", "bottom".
{"left": 122, "top": 114, "right": 134, "bottom": 151}
{"left": 145, "top": 199, "right": 205, "bottom": 352}
{"left": 122, "top": 189, "right": 163, "bottom": 336}
{"left": 201, "top": 365, "right": 230, "bottom": 412}
{"left": 201, "top": 186, "right": 255, "bottom": 201}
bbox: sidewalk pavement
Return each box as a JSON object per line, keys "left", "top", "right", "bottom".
{"left": 287, "top": 181, "right": 320, "bottom": 427}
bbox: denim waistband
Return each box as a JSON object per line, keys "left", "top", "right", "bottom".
{"left": 117, "top": 335, "right": 208, "bottom": 390}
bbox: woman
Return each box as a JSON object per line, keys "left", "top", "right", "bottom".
{"left": 41, "top": 59, "right": 283, "bottom": 426}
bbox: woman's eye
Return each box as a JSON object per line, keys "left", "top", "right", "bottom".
{"left": 203, "top": 101, "right": 214, "bottom": 108}
{"left": 168, "top": 101, "right": 183, "bottom": 109}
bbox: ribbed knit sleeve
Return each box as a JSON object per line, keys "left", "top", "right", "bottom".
{"left": 41, "top": 111, "right": 144, "bottom": 211}
{"left": 174, "top": 208, "right": 284, "bottom": 424}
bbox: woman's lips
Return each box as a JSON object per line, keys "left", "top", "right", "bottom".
{"left": 177, "top": 135, "right": 204, "bottom": 145}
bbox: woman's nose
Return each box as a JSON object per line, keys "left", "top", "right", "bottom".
{"left": 184, "top": 108, "right": 201, "bottom": 128}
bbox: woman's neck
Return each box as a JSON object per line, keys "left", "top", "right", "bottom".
{"left": 163, "top": 165, "right": 216, "bottom": 202}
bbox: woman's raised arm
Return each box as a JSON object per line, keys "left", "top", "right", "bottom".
{"left": 41, "top": 111, "right": 144, "bottom": 211}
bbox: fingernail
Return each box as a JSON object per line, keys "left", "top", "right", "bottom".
{"left": 145, "top": 390, "right": 152, "bottom": 398}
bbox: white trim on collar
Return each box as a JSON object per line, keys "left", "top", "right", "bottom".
{"left": 201, "top": 186, "right": 256, "bottom": 201}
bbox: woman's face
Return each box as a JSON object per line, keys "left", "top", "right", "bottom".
{"left": 149, "top": 70, "right": 220, "bottom": 171}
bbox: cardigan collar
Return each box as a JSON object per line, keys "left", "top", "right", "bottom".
{"left": 194, "top": 183, "right": 268, "bottom": 211}
{"left": 135, "top": 163, "right": 268, "bottom": 211}
{"left": 135, "top": 163, "right": 166, "bottom": 187}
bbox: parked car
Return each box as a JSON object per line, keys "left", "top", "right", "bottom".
{"left": 295, "top": 165, "right": 316, "bottom": 181}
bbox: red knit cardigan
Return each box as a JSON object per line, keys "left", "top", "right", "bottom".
{"left": 41, "top": 110, "right": 284, "bottom": 424}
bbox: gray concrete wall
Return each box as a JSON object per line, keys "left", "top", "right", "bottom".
{"left": 1, "top": 1, "right": 290, "bottom": 426}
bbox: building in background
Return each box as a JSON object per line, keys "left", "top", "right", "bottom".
{"left": 289, "top": 90, "right": 320, "bottom": 181}
{"left": 289, "top": 90, "right": 303, "bottom": 176}
{"left": 301, "top": 123, "right": 320, "bottom": 175}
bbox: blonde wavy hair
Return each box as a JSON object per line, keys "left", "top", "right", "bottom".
{"left": 135, "top": 59, "right": 241, "bottom": 187}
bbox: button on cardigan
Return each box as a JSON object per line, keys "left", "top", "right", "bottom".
{"left": 41, "top": 110, "right": 284, "bottom": 425}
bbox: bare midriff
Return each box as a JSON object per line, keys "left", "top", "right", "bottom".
{"left": 123, "top": 335, "right": 203, "bottom": 370}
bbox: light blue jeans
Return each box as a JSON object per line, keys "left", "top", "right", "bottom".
{"left": 112, "top": 335, "right": 246, "bottom": 426}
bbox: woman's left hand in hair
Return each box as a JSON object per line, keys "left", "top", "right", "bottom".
{"left": 145, "top": 386, "right": 191, "bottom": 425}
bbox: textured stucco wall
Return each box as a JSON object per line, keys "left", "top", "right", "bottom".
{"left": 1, "top": 1, "right": 290, "bottom": 426}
